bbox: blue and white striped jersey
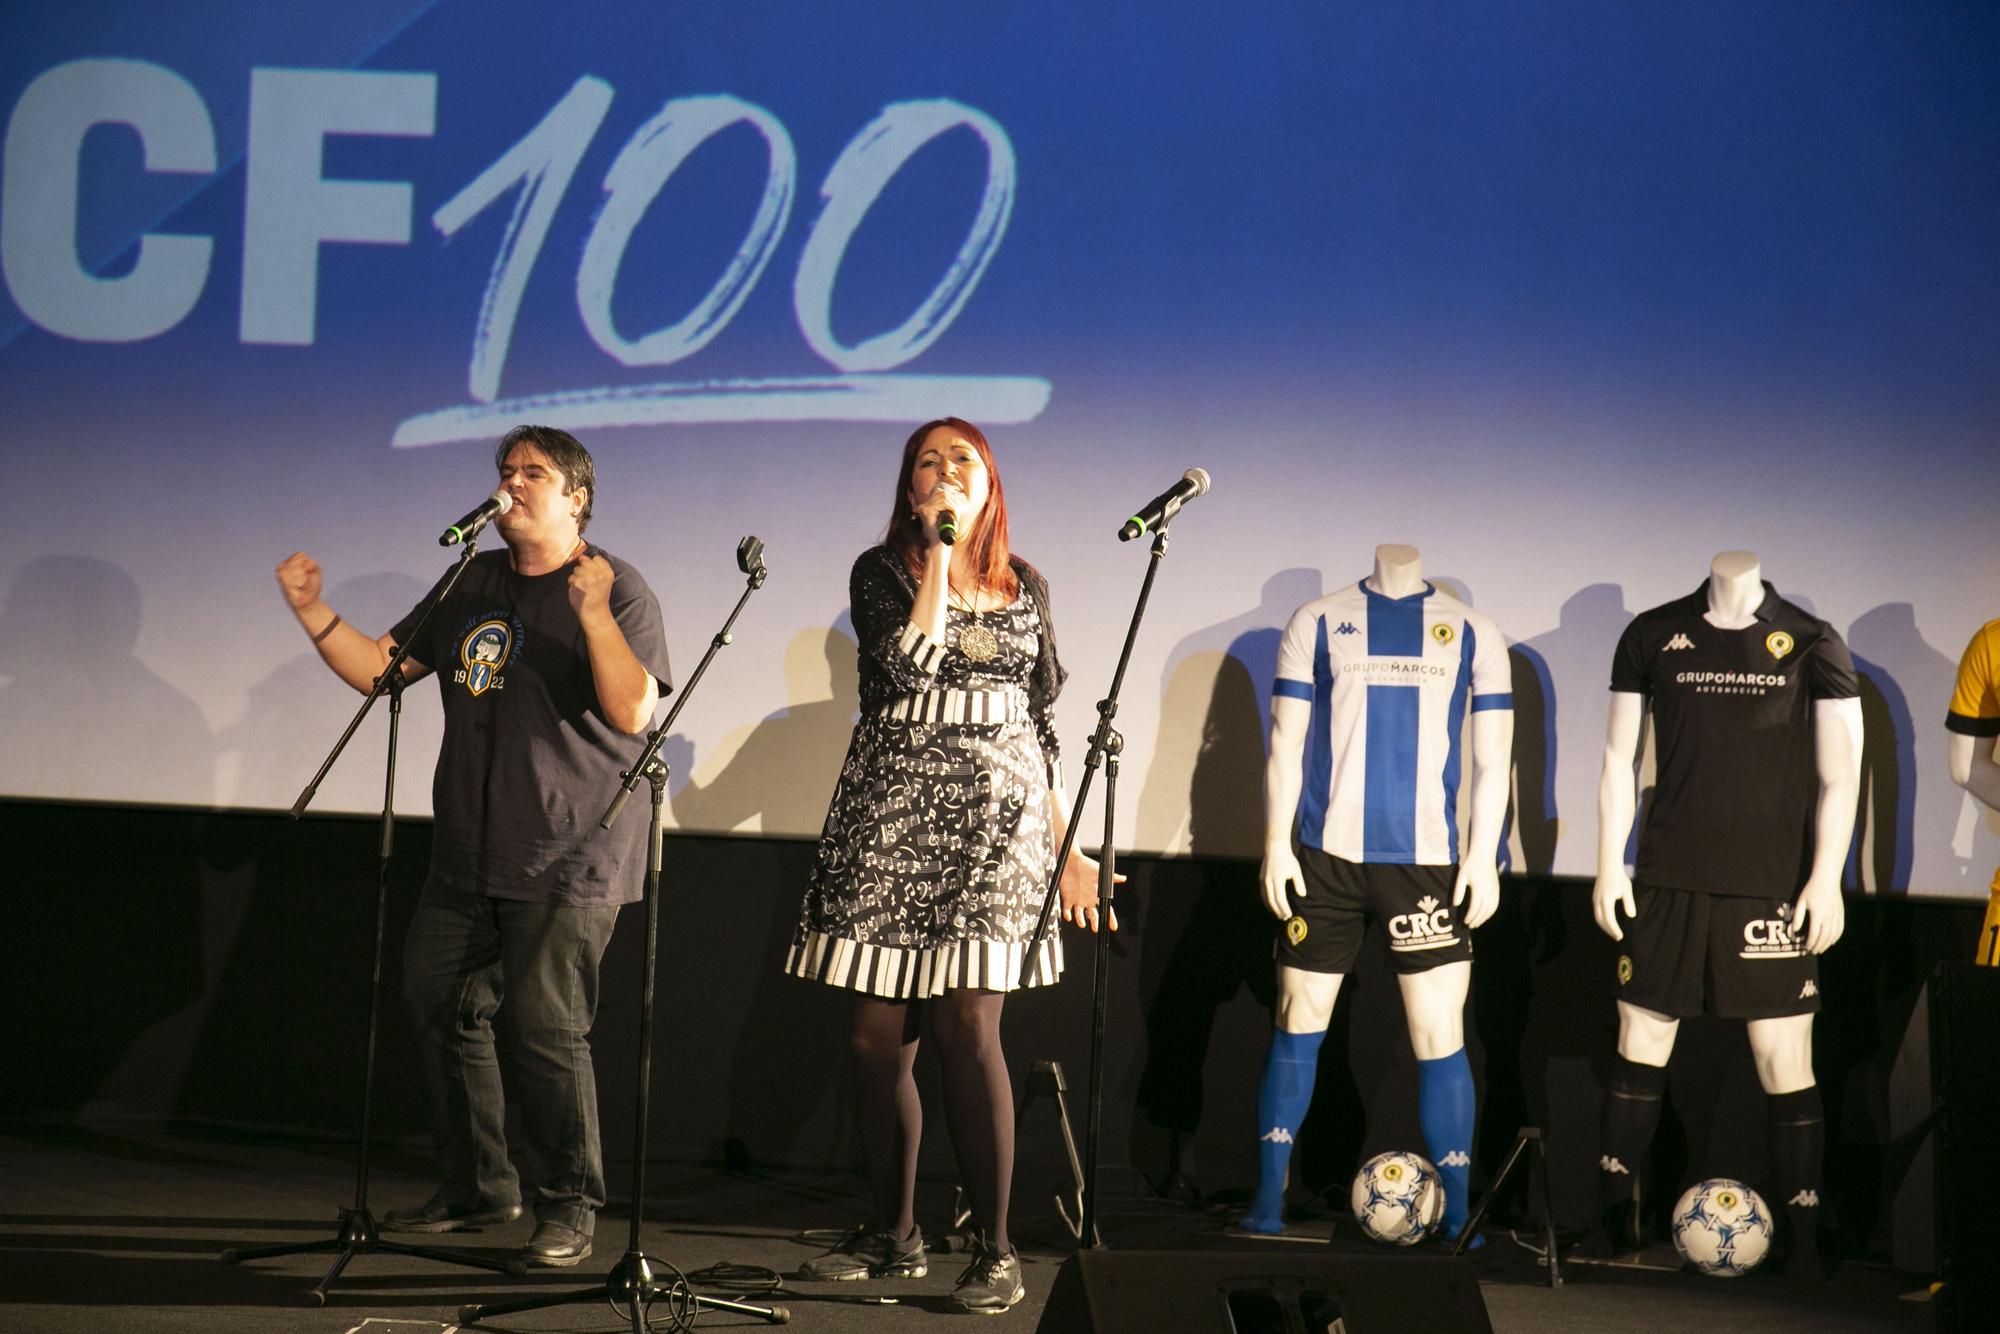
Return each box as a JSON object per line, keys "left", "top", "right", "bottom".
{"left": 1273, "top": 581, "right": 1513, "bottom": 865}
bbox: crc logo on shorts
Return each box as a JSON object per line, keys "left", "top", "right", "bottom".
{"left": 455, "top": 614, "right": 524, "bottom": 696}
{"left": 1387, "top": 895, "right": 1457, "bottom": 951}
{"left": 1766, "top": 630, "right": 1795, "bottom": 661}
{"left": 1617, "top": 955, "right": 1633, "bottom": 984}
{"left": 1740, "top": 901, "right": 1805, "bottom": 959}
{"left": 1285, "top": 916, "right": 1309, "bottom": 946}
{"left": 1431, "top": 622, "right": 1455, "bottom": 646}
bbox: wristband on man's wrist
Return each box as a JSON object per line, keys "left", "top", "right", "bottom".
{"left": 311, "top": 612, "right": 343, "bottom": 645}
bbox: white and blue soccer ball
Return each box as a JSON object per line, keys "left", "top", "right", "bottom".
{"left": 1349, "top": 1150, "right": 1445, "bottom": 1245}
{"left": 1671, "top": 1178, "right": 1773, "bottom": 1277}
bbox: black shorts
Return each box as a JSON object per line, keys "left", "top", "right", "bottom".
{"left": 1276, "top": 847, "right": 1472, "bottom": 976}
{"left": 1616, "top": 882, "right": 1820, "bottom": 1021}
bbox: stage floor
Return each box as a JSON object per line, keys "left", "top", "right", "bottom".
{"left": 0, "top": 1122, "right": 1931, "bottom": 1332}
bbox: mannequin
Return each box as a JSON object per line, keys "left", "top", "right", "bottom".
{"left": 1944, "top": 615, "right": 2000, "bottom": 963}
{"left": 1590, "top": 551, "right": 1863, "bottom": 1268}
{"left": 1243, "top": 545, "right": 1513, "bottom": 1241}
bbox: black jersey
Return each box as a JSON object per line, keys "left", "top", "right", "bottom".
{"left": 1610, "top": 582, "right": 1858, "bottom": 898}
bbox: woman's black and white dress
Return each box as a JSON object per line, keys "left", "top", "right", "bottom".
{"left": 787, "top": 545, "right": 1067, "bottom": 998}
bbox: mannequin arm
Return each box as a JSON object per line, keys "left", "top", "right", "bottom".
{"left": 1792, "top": 696, "right": 1862, "bottom": 953}
{"left": 1948, "top": 731, "right": 2000, "bottom": 813}
{"left": 1453, "top": 708, "right": 1514, "bottom": 928}
{"left": 1592, "top": 691, "right": 1646, "bottom": 940}
{"left": 1260, "top": 695, "right": 1310, "bottom": 921}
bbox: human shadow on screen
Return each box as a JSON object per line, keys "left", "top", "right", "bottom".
{"left": 0, "top": 555, "right": 211, "bottom": 1113}
{"left": 216, "top": 572, "right": 435, "bottom": 811}
{"left": 661, "top": 622, "right": 860, "bottom": 1167}
{"left": 0, "top": 553, "right": 216, "bottom": 805}
{"left": 1129, "top": 570, "right": 1331, "bottom": 1199}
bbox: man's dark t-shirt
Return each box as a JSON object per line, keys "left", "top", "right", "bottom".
{"left": 1610, "top": 581, "right": 1858, "bottom": 898}
{"left": 392, "top": 546, "right": 671, "bottom": 906}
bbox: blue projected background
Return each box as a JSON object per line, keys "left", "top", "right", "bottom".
{"left": 1, "top": 1, "right": 1996, "bottom": 896}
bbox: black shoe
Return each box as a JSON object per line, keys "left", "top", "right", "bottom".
{"left": 952, "top": 1234, "right": 1024, "bottom": 1315}
{"left": 1573, "top": 1199, "right": 1643, "bottom": 1261}
{"left": 522, "top": 1221, "right": 592, "bottom": 1267}
{"left": 381, "top": 1192, "right": 524, "bottom": 1233}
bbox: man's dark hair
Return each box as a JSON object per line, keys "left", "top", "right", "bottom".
{"left": 496, "top": 424, "right": 595, "bottom": 533}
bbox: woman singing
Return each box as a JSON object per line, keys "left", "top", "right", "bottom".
{"left": 786, "top": 417, "right": 1111, "bottom": 1314}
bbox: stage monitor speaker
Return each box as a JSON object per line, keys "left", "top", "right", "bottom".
{"left": 1033, "top": 1247, "right": 1492, "bottom": 1333}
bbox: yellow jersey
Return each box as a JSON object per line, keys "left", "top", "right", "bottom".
{"left": 1947, "top": 619, "right": 2000, "bottom": 959}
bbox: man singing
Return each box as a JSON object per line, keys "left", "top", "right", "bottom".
{"left": 277, "top": 425, "right": 670, "bottom": 1267}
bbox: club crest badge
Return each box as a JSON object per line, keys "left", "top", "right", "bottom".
{"left": 1431, "top": 622, "right": 1454, "bottom": 646}
{"left": 1765, "top": 630, "right": 1794, "bottom": 661}
{"left": 459, "top": 619, "right": 515, "bottom": 696}
{"left": 1286, "top": 916, "right": 1309, "bottom": 946}
{"left": 1617, "top": 954, "right": 1633, "bottom": 984}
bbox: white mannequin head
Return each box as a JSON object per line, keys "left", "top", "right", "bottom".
{"left": 1368, "top": 544, "right": 1424, "bottom": 599}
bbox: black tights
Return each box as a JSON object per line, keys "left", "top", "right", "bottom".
{"left": 848, "top": 990, "right": 1014, "bottom": 1249}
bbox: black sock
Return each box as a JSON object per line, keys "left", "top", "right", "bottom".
{"left": 1599, "top": 1056, "right": 1668, "bottom": 1208}
{"left": 1767, "top": 1086, "right": 1824, "bottom": 1249}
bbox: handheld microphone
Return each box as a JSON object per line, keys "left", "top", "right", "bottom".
{"left": 1119, "top": 468, "right": 1211, "bottom": 541}
{"left": 937, "top": 508, "right": 960, "bottom": 546}
{"left": 439, "top": 490, "right": 513, "bottom": 546}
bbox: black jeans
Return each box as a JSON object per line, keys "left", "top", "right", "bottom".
{"left": 402, "top": 878, "right": 622, "bottom": 1233}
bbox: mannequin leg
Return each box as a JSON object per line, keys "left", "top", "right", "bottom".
{"left": 1749, "top": 1014, "right": 1823, "bottom": 1269}
{"left": 1399, "top": 963, "right": 1475, "bottom": 1239}
{"left": 1241, "top": 966, "right": 1342, "bottom": 1233}
{"left": 1591, "top": 1001, "right": 1679, "bottom": 1253}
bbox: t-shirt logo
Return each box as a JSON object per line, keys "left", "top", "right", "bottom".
{"left": 1431, "top": 622, "right": 1454, "bottom": 646}
{"left": 1766, "top": 630, "right": 1795, "bottom": 661}
{"left": 458, "top": 619, "right": 516, "bottom": 696}
{"left": 1663, "top": 633, "right": 1696, "bottom": 651}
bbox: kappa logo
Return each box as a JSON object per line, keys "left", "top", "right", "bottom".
{"left": 1333, "top": 621, "right": 1359, "bottom": 635}
{"left": 1663, "top": 632, "right": 1696, "bottom": 651}
{"left": 1261, "top": 1127, "right": 1295, "bottom": 1145}
{"left": 1388, "top": 895, "right": 1455, "bottom": 949}
{"left": 1440, "top": 1150, "right": 1471, "bottom": 1167}
{"left": 1599, "top": 1155, "right": 1630, "bottom": 1176}
{"left": 1789, "top": 1189, "right": 1819, "bottom": 1208}
{"left": 1766, "top": 630, "right": 1795, "bottom": 661}
{"left": 1799, "top": 980, "right": 1818, "bottom": 999}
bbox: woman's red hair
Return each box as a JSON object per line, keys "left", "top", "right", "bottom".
{"left": 884, "top": 417, "right": 1018, "bottom": 597}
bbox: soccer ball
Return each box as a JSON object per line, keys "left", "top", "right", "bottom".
{"left": 1349, "top": 1150, "right": 1445, "bottom": 1245}
{"left": 1671, "top": 1178, "right": 1773, "bottom": 1276}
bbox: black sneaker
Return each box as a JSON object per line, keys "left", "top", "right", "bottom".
{"left": 952, "top": 1235, "right": 1024, "bottom": 1315}
{"left": 380, "top": 1191, "right": 524, "bottom": 1233}
{"left": 797, "top": 1225, "right": 927, "bottom": 1280}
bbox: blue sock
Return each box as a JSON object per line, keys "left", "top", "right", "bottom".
{"left": 1242, "top": 1028, "right": 1326, "bottom": 1232}
{"left": 1419, "top": 1048, "right": 1477, "bottom": 1243}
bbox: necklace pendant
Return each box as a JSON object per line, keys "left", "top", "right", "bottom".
{"left": 958, "top": 620, "right": 1000, "bottom": 663}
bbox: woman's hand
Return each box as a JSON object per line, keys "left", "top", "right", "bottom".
{"left": 1059, "top": 848, "right": 1124, "bottom": 933}
{"left": 914, "top": 482, "right": 961, "bottom": 549}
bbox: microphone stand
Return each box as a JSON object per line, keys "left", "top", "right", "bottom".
{"left": 458, "top": 536, "right": 787, "bottom": 1332}
{"left": 223, "top": 538, "right": 523, "bottom": 1304}
{"left": 1021, "top": 518, "right": 1178, "bottom": 1251}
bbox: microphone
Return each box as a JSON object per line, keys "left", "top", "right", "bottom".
{"left": 937, "top": 508, "right": 959, "bottom": 546}
{"left": 439, "top": 490, "right": 513, "bottom": 546}
{"left": 1119, "top": 468, "right": 1211, "bottom": 541}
